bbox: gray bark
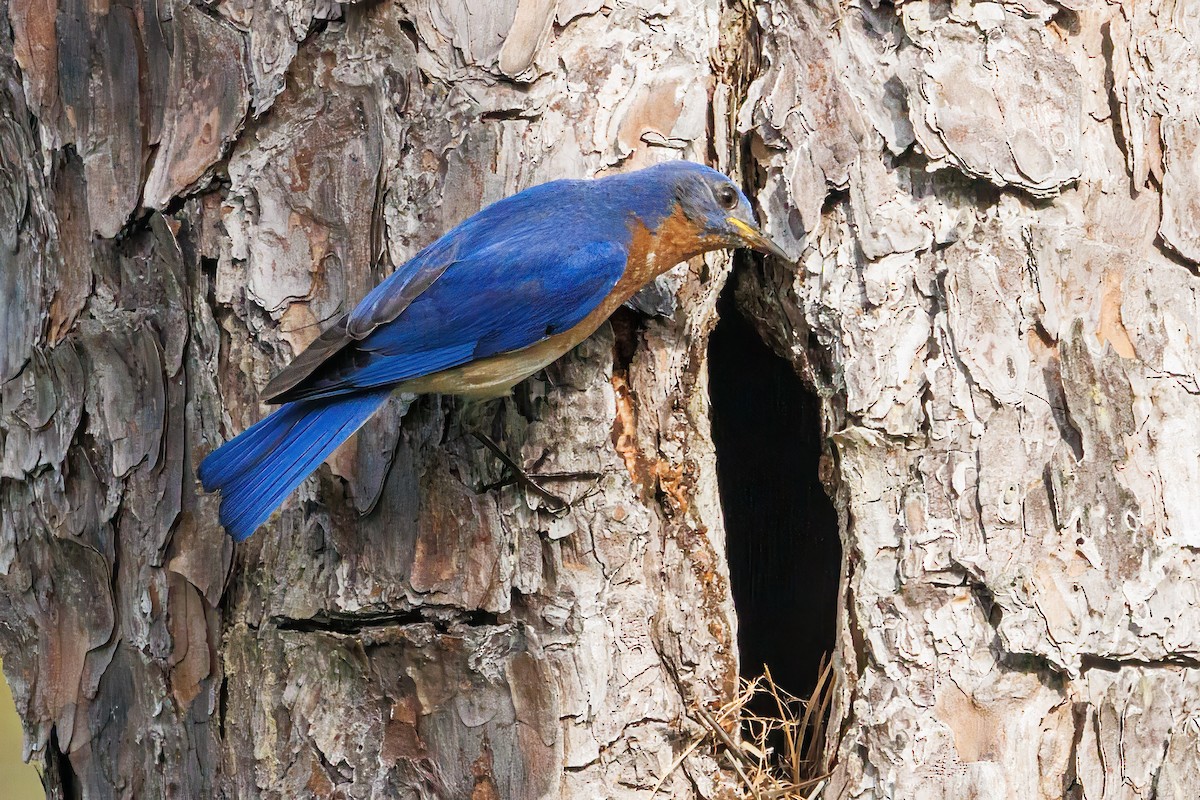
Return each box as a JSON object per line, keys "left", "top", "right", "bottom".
{"left": 2, "top": 0, "right": 1199, "bottom": 799}
{"left": 741, "top": 1, "right": 1200, "bottom": 798}
{"left": 1, "top": 1, "right": 741, "bottom": 798}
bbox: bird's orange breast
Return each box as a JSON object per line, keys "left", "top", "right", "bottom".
{"left": 622, "top": 204, "right": 721, "bottom": 292}
{"left": 398, "top": 205, "right": 719, "bottom": 398}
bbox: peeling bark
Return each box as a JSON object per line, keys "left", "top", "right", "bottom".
{"left": 741, "top": 1, "right": 1200, "bottom": 797}
{"left": 3, "top": 0, "right": 1199, "bottom": 798}
{"left": 2, "top": 1, "right": 741, "bottom": 798}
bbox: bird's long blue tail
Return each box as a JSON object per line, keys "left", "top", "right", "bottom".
{"left": 198, "top": 389, "right": 392, "bottom": 540}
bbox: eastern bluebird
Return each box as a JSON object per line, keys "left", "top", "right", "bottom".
{"left": 199, "top": 160, "right": 787, "bottom": 540}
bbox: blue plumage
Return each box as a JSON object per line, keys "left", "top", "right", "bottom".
{"left": 305, "top": 239, "right": 627, "bottom": 395}
{"left": 198, "top": 390, "right": 391, "bottom": 540}
{"left": 199, "top": 160, "right": 786, "bottom": 539}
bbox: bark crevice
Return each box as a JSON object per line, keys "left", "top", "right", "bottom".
{"left": 271, "top": 607, "right": 503, "bottom": 634}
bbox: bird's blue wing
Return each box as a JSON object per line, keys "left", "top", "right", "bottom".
{"left": 272, "top": 234, "right": 628, "bottom": 401}
{"left": 260, "top": 235, "right": 462, "bottom": 402}
{"left": 345, "top": 235, "right": 461, "bottom": 339}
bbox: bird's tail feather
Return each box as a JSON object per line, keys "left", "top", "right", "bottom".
{"left": 198, "top": 389, "right": 392, "bottom": 540}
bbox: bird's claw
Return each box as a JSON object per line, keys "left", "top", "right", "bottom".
{"left": 471, "top": 432, "right": 598, "bottom": 512}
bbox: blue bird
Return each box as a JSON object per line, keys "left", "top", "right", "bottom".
{"left": 198, "top": 160, "right": 787, "bottom": 540}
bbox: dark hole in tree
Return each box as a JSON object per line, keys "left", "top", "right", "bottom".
{"left": 708, "top": 270, "right": 841, "bottom": 704}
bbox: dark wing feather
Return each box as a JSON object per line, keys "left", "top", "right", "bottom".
{"left": 260, "top": 237, "right": 459, "bottom": 404}
{"left": 345, "top": 237, "right": 461, "bottom": 339}
{"left": 260, "top": 316, "right": 353, "bottom": 403}
{"left": 267, "top": 237, "right": 628, "bottom": 403}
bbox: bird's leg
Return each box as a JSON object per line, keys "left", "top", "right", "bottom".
{"left": 471, "top": 432, "right": 574, "bottom": 511}
{"left": 464, "top": 397, "right": 601, "bottom": 511}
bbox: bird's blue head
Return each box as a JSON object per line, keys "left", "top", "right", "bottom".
{"left": 645, "top": 161, "right": 789, "bottom": 261}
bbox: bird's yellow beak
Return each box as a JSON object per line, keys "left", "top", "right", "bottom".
{"left": 727, "top": 217, "right": 790, "bottom": 261}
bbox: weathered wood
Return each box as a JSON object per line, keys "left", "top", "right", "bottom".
{"left": 4, "top": 0, "right": 1200, "bottom": 797}
{"left": 741, "top": 1, "right": 1200, "bottom": 797}
{"left": 2, "top": 1, "right": 742, "bottom": 798}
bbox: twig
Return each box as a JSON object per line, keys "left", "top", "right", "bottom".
{"left": 677, "top": 656, "right": 838, "bottom": 799}
{"left": 696, "top": 706, "right": 752, "bottom": 765}
{"left": 723, "top": 749, "right": 763, "bottom": 800}
{"left": 649, "top": 734, "right": 706, "bottom": 798}
{"left": 697, "top": 705, "right": 763, "bottom": 800}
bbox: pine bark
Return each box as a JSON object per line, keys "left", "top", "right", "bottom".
{"left": 1, "top": 2, "right": 744, "bottom": 798}
{"left": 1, "top": 1, "right": 1198, "bottom": 799}
{"left": 740, "top": 1, "right": 1200, "bottom": 797}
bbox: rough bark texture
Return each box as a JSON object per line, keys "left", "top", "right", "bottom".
{"left": 1, "top": 1, "right": 742, "bottom": 798}
{"left": 739, "top": 1, "right": 1200, "bottom": 798}
{"left": 1, "top": 1, "right": 1198, "bottom": 799}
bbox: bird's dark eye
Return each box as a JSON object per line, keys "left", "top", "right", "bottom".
{"left": 715, "top": 184, "right": 738, "bottom": 210}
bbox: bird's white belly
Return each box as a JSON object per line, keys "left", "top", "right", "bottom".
{"left": 396, "top": 332, "right": 581, "bottom": 399}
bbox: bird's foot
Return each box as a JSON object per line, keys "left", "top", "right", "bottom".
{"left": 471, "top": 432, "right": 600, "bottom": 512}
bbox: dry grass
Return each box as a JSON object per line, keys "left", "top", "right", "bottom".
{"left": 654, "top": 656, "right": 837, "bottom": 800}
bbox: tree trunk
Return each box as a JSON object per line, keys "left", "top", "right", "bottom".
{"left": 1, "top": 1, "right": 745, "bottom": 797}
{"left": 739, "top": 1, "right": 1200, "bottom": 798}
{"left": 2, "top": 1, "right": 1198, "bottom": 800}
